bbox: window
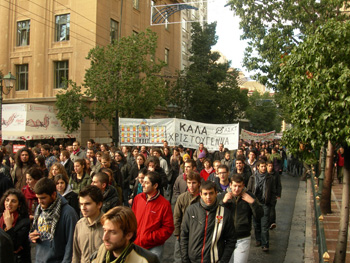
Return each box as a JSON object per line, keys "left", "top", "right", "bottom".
{"left": 165, "top": 48, "right": 169, "bottom": 65}
{"left": 55, "top": 14, "right": 70, "bottom": 41}
{"left": 16, "top": 64, "right": 29, "bottom": 91}
{"left": 54, "top": 61, "right": 69, "bottom": 89}
{"left": 17, "top": 20, "right": 30, "bottom": 46}
{"left": 165, "top": 11, "right": 169, "bottom": 30}
{"left": 110, "top": 19, "right": 119, "bottom": 43}
{"left": 133, "top": 0, "right": 139, "bottom": 10}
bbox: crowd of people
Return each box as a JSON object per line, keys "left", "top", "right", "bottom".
{"left": 0, "top": 139, "right": 287, "bottom": 263}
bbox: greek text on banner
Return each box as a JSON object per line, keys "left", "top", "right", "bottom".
{"left": 119, "top": 118, "right": 239, "bottom": 151}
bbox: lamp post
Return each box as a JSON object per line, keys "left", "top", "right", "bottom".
{"left": 0, "top": 72, "right": 16, "bottom": 146}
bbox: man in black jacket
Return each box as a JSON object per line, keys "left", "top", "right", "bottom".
{"left": 247, "top": 160, "right": 276, "bottom": 252}
{"left": 180, "top": 181, "right": 236, "bottom": 263}
{"left": 91, "top": 172, "right": 121, "bottom": 213}
{"left": 220, "top": 174, "right": 263, "bottom": 263}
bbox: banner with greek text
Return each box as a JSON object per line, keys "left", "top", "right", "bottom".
{"left": 240, "top": 129, "right": 275, "bottom": 142}
{"left": 119, "top": 118, "right": 239, "bottom": 151}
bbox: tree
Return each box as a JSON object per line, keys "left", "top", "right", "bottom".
{"left": 278, "top": 19, "right": 350, "bottom": 263}
{"left": 227, "top": 0, "right": 350, "bottom": 89}
{"left": 172, "top": 22, "right": 248, "bottom": 123}
{"left": 245, "top": 91, "right": 281, "bottom": 132}
{"left": 56, "top": 29, "right": 166, "bottom": 136}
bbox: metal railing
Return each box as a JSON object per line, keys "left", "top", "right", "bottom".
{"left": 310, "top": 173, "right": 330, "bottom": 262}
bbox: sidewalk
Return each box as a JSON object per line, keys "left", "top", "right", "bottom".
{"left": 309, "top": 179, "right": 350, "bottom": 262}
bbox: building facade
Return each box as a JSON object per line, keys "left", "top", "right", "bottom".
{"left": 0, "top": 0, "right": 183, "bottom": 144}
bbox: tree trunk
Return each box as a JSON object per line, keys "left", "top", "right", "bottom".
{"left": 334, "top": 146, "right": 350, "bottom": 263}
{"left": 320, "top": 140, "right": 333, "bottom": 214}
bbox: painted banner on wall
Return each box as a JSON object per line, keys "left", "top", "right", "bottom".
{"left": 240, "top": 129, "right": 275, "bottom": 142}
{"left": 119, "top": 118, "right": 239, "bottom": 151}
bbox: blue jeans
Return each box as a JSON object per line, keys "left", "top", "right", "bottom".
{"left": 149, "top": 245, "right": 164, "bottom": 262}
{"left": 229, "top": 236, "right": 251, "bottom": 263}
{"left": 253, "top": 204, "right": 270, "bottom": 248}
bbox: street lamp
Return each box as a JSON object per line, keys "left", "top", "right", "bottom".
{"left": 0, "top": 72, "right": 16, "bottom": 146}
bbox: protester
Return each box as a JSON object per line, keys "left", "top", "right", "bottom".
{"left": 91, "top": 206, "right": 160, "bottom": 263}
{"left": 173, "top": 171, "right": 201, "bottom": 263}
{"left": 132, "top": 171, "right": 174, "bottom": 261}
{"left": 13, "top": 147, "right": 37, "bottom": 190}
{"left": 55, "top": 173, "right": 80, "bottom": 216}
{"left": 29, "top": 177, "right": 78, "bottom": 262}
{"left": 180, "top": 180, "right": 236, "bottom": 263}
{"left": 247, "top": 160, "right": 276, "bottom": 252}
{"left": 22, "top": 167, "right": 43, "bottom": 220}
{"left": 72, "top": 185, "right": 104, "bottom": 263}
{"left": 70, "top": 159, "right": 92, "bottom": 194}
{"left": 220, "top": 174, "right": 263, "bottom": 263}
{"left": 0, "top": 189, "right": 31, "bottom": 263}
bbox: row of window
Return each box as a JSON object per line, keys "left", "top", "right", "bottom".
{"left": 15, "top": 61, "right": 68, "bottom": 91}
{"left": 17, "top": 15, "right": 120, "bottom": 46}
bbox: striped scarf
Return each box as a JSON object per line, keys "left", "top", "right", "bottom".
{"left": 31, "top": 194, "right": 62, "bottom": 241}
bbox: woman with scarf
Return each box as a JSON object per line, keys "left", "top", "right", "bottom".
{"left": 54, "top": 173, "right": 80, "bottom": 216}
{"left": 69, "top": 159, "right": 92, "bottom": 194}
{"left": 0, "top": 189, "right": 31, "bottom": 262}
{"left": 22, "top": 167, "right": 43, "bottom": 220}
{"left": 199, "top": 158, "right": 215, "bottom": 181}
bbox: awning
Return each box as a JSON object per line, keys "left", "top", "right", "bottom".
{"left": 2, "top": 103, "right": 77, "bottom": 141}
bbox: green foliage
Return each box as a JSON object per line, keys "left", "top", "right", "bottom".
{"left": 227, "top": 0, "right": 350, "bottom": 89}
{"left": 172, "top": 22, "right": 248, "bottom": 124}
{"left": 55, "top": 80, "right": 88, "bottom": 133}
{"left": 279, "top": 19, "right": 350, "bottom": 149}
{"left": 245, "top": 91, "right": 281, "bottom": 132}
{"left": 56, "top": 29, "right": 166, "bottom": 133}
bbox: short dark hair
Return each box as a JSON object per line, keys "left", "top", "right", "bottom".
{"left": 217, "top": 164, "right": 229, "bottom": 173}
{"left": 145, "top": 156, "right": 160, "bottom": 168}
{"left": 139, "top": 167, "right": 148, "bottom": 176}
{"left": 101, "top": 206, "right": 137, "bottom": 242}
{"left": 79, "top": 185, "right": 103, "bottom": 204}
{"left": 93, "top": 172, "right": 109, "bottom": 186}
{"left": 236, "top": 155, "right": 246, "bottom": 164}
{"left": 200, "top": 180, "right": 217, "bottom": 193}
{"left": 231, "top": 174, "right": 244, "bottom": 184}
{"left": 185, "top": 159, "right": 196, "bottom": 168}
{"left": 41, "top": 144, "right": 51, "bottom": 152}
{"left": 153, "top": 148, "right": 162, "bottom": 155}
{"left": 187, "top": 171, "right": 201, "bottom": 184}
{"left": 203, "top": 158, "right": 212, "bottom": 167}
{"left": 34, "top": 177, "right": 56, "bottom": 196}
{"left": 145, "top": 171, "right": 161, "bottom": 190}
{"left": 26, "top": 167, "right": 44, "bottom": 181}
{"left": 257, "top": 160, "right": 266, "bottom": 167}
{"left": 266, "top": 160, "right": 273, "bottom": 166}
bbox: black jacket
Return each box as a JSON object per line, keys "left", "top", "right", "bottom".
{"left": 218, "top": 190, "right": 263, "bottom": 239}
{"left": 231, "top": 166, "right": 252, "bottom": 187}
{"left": 102, "top": 185, "right": 121, "bottom": 213}
{"left": 247, "top": 172, "right": 276, "bottom": 205}
{"left": 180, "top": 202, "right": 236, "bottom": 263}
{"left": 63, "top": 159, "right": 74, "bottom": 177}
{"left": 3, "top": 215, "right": 31, "bottom": 263}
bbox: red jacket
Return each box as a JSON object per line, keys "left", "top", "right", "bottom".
{"left": 132, "top": 191, "right": 174, "bottom": 249}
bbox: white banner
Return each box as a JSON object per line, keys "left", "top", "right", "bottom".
{"left": 119, "top": 118, "right": 239, "bottom": 151}
{"left": 240, "top": 129, "right": 275, "bottom": 142}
